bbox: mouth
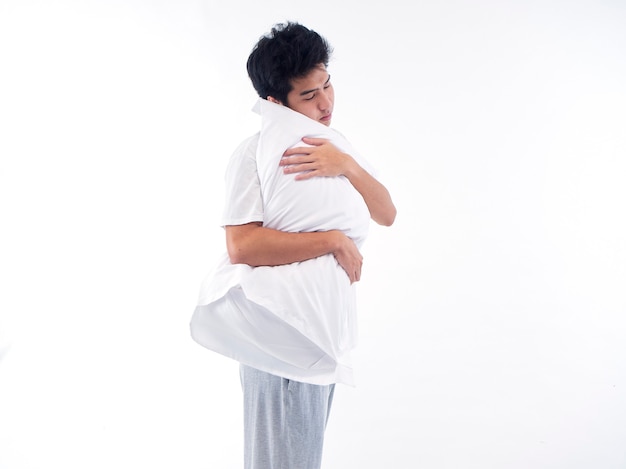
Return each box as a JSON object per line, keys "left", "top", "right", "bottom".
{"left": 320, "top": 113, "right": 332, "bottom": 124}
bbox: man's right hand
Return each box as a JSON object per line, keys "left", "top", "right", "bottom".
{"left": 331, "top": 232, "right": 363, "bottom": 284}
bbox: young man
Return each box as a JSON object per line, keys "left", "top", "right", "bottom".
{"left": 191, "top": 22, "right": 396, "bottom": 469}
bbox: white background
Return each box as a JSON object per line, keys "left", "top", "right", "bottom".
{"left": 1, "top": 1, "right": 625, "bottom": 468}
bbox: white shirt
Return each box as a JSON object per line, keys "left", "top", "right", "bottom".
{"left": 190, "top": 100, "right": 373, "bottom": 386}
{"left": 220, "top": 132, "right": 263, "bottom": 227}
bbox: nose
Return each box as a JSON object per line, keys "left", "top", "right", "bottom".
{"left": 318, "top": 90, "right": 332, "bottom": 111}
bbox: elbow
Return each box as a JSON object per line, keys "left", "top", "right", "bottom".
{"left": 225, "top": 222, "right": 262, "bottom": 266}
{"left": 379, "top": 216, "right": 395, "bottom": 227}
{"left": 226, "top": 238, "right": 264, "bottom": 266}
{"left": 227, "top": 248, "right": 244, "bottom": 265}
{"left": 226, "top": 241, "right": 251, "bottom": 265}
{"left": 225, "top": 234, "right": 246, "bottom": 265}
{"left": 228, "top": 248, "right": 258, "bottom": 266}
{"left": 376, "top": 207, "right": 397, "bottom": 227}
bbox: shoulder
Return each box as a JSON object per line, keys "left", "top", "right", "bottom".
{"left": 225, "top": 132, "right": 260, "bottom": 173}
{"left": 224, "top": 132, "right": 260, "bottom": 181}
{"left": 231, "top": 132, "right": 260, "bottom": 160}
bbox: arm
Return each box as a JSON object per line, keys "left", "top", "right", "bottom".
{"left": 226, "top": 222, "right": 364, "bottom": 283}
{"left": 281, "top": 137, "right": 397, "bottom": 226}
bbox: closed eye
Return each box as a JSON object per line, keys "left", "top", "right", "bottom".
{"left": 299, "top": 74, "right": 331, "bottom": 101}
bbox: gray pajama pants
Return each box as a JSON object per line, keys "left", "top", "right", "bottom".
{"left": 240, "top": 364, "right": 335, "bottom": 469}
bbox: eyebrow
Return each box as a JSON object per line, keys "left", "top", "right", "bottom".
{"left": 298, "top": 74, "right": 331, "bottom": 97}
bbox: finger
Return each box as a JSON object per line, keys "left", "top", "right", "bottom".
{"left": 301, "top": 137, "right": 327, "bottom": 146}
{"left": 283, "top": 146, "right": 312, "bottom": 157}
{"left": 280, "top": 155, "right": 315, "bottom": 167}
{"left": 348, "top": 269, "right": 356, "bottom": 284}
{"left": 294, "top": 170, "right": 316, "bottom": 181}
{"left": 351, "top": 270, "right": 360, "bottom": 284}
{"left": 283, "top": 161, "right": 312, "bottom": 172}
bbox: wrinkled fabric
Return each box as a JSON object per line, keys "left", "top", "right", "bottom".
{"left": 190, "top": 99, "right": 372, "bottom": 385}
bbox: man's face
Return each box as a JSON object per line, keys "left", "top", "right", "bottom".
{"left": 282, "top": 65, "right": 334, "bottom": 126}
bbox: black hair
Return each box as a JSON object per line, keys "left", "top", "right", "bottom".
{"left": 246, "top": 22, "right": 333, "bottom": 105}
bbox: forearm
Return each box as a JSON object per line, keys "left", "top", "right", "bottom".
{"left": 344, "top": 163, "right": 397, "bottom": 226}
{"left": 226, "top": 223, "right": 343, "bottom": 266}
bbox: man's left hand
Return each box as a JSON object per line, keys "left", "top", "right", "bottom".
{"left": 280, "top": 137, "right": 355, "bottom": 180}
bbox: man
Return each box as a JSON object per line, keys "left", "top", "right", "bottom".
{"left": 191, "top": 22, "right": 396, "bottom": 469}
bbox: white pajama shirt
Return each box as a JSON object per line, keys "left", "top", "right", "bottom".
{"left": 190, "top": 99, "right": 375, "bottom": 386}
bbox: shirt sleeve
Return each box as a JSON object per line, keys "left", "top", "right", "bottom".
{"left": 221, "top": 133, "right": 264, "bottom": 227}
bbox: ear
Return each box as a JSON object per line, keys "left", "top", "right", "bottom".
{"left": 267, "top": 96, "right": 283, "bottom": 105}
